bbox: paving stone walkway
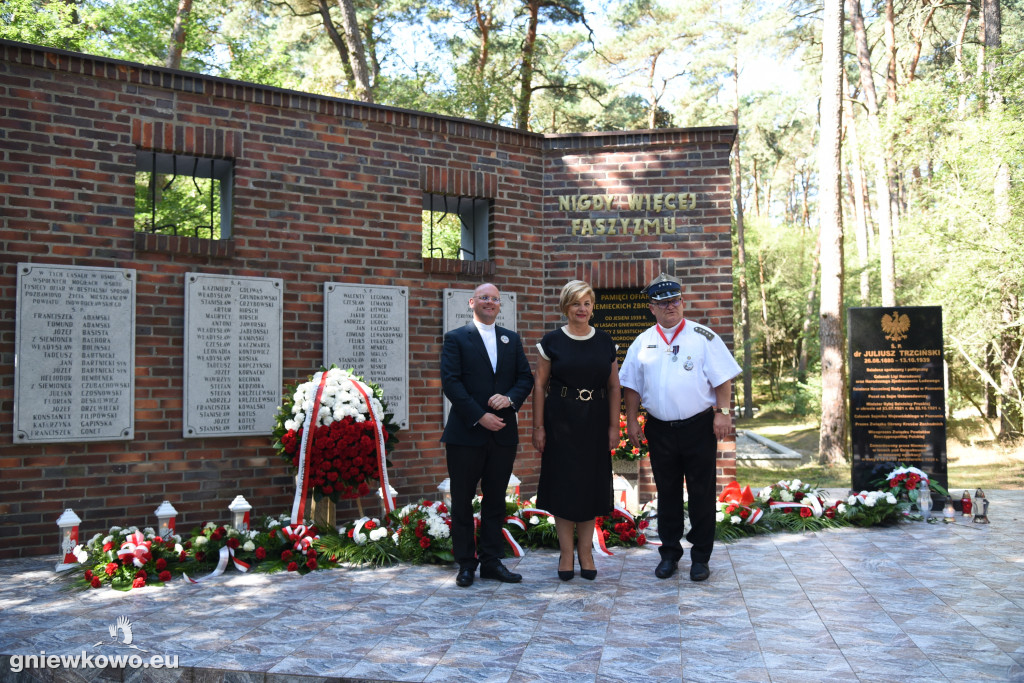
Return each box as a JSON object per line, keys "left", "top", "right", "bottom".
{"left": 1, "top": 490, "right": 1022, "bottom": 682}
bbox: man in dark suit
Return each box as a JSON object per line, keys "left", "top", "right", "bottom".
{"left": 441, "top": 283, "right": 534, "bottom": 587}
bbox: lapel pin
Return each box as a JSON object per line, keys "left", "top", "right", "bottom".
{"left": 500, "top": 335, "right": 509, "bottom": 344}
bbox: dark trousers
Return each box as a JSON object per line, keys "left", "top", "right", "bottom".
{"left": 446, "top": 439, "right": 517, "bottom": 571}
{"left": 645, "top": 410, "right": 718, "bottom": 565}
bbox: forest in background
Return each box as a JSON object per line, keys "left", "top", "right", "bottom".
{"left": 3, "top": 0, "right": 1022, "bottom": 461}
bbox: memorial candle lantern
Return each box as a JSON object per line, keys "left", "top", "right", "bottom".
{"left": 960, "top": 490, "right": 972, "bottom": 517}
{"left": 942, "top": 497, "right": 956, "bottom": 523}
{"left": 972, "top": 488, "right": 990, "bottom": 524}
{"left": 154, "top": 500, "right": 178, "bottom": 538}
{"left": 506, "top": 473, "right": 521, "bottom": 501}
{"left": 917, "top": 480, "right": 932, "bottom": 520}
{"left": 228, "top": 495, "right": 252, "bottom": 531}
{"left": 437, "top": 478, "right": 452, "bottom": 509}
{"left": 55, "top": 508, "right": 82, "bottom": 572}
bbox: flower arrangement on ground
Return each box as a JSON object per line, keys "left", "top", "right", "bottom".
{"left": 72, "top": 526, "right": 183, "bottom": 590}
{"left": 842, "top": 490, "right": 902, "bottom": 527}
{"left": 272, "top": 367, "right": 400, "bottom": 504}
{"left": 595, "top": 506, "right": 652, "bottom": 547}
{"left": 180, "top": 515, "right": 335, "bottom": 577}
{"left": 514, "top": 498, "right": 559, "bottom": 548}
{"left": 315, "top": 516, "right": 400, "bottom": 566}
{"left": 879, "top": 464, "right": 950, "bottom": 503}
{"left": 391, "top": 501, "right": 454, "bottom": 564}
{"left": 611, "top": 413, "right": 649, "bottom": 461}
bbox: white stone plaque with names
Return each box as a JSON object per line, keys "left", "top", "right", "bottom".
{"left": 14, "top": 263, "right": 135, "bottom": 443}
{"left": 441, "top": 288, "right": 518, "bottom": 425}
{"left": 184, "top": 273, "right": 283, "bottom": 437}
{"left": 323, "top": 283, "right": 409, "bottom": 430}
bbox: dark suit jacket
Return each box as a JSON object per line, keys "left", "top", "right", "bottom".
{"left": 441, "top": 322, "right": 534, "bottom": 447}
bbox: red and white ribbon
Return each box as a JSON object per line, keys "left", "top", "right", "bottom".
{"left": 520, "top": 507, "right": 554, "bottom": 520}
{"left": 183, "top": 545, "right": 250, "bottom": 584}
{"left": 117, "top": 531, "right": 152, "bottom": 568}
{"left": 291, "top": 371, "right": 329, "bottom": 525}
{"left": 349, "top": 379, "right": 395, "bottom": 516}
{"left": 502, "top": 528, "right": 524, "bottom": 557}
{"left": 769, "top": 495, "right": 823, "bottom": 518}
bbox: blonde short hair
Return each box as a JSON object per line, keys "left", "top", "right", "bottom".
{"left": 559, "top": 280, "right": 595, "bottom": 317}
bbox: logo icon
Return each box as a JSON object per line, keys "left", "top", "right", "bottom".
{"left": 109, "top": 616, "right": 133, "bottom": 645}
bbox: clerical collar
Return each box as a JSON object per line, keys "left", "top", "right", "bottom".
{"left": 474, "top": 320, "right": 495, "bottom": 332}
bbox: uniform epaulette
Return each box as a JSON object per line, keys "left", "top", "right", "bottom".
{"left": 693, "top": 325, "right": 715, "bottom": 341}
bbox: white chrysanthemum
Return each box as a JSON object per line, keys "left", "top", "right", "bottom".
{"left": 529, "top": 515, "right": 540, "bottom": 525}
{"left": 174, "top": 543, "right": 183, "bottom": 553}
{"left": 89, "top": 533, "right": 102, "bottom": 545}
{"left": 102, "top": 534, "right": 114, "bottom": 545}
{"left": 716, "top": 511, "right": 725, "bottom": 523}
{"left": 837, "top": 503, "right": 846, "bottom": 514}
{"left": 109, "top": 526, "right": 122, "bottom": 534}
{"left": 204, "top": 522, "right": 217, "bottom": 531}
{"left": 72, "top": 544, "right": 89, "bottom": 563}
{"left": 780, "top": 490, "right": 795, "bottom": 502}
{"left": 791, "top": 479, "right": 803, "bottom": 489}
{"left": 194, "top": 536, "right": 208, "bottom": 546}
{"left": 242, "top": 540, "right": 256, "bottom": 552}
{"left": 757, "top": 488, "right": 771, "bottom": 502}
{"left": 847, "top": 495, "right": 858, "bottom": 505}
{"left": 730, "top": 515, "right": 742, "bottom": 525}
{"left": 127, "top": 526, "right": 139, "bottom": 533}
{"left": 284, "top": 419, "right": 298, "bottom": 431}
{"left": 885, "top": 493, "right": 897, "bottom": 504}
{"left": 268, "top": 519, "right": 280, "bottom": 528}
{"left": 369, "top": 527, "right": 388, "bottom": 542}
{"left": 143, "top": 527, "right": 156, "bottom": 536}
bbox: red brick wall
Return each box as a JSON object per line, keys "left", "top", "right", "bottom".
{"left": 0, "top": 40, "right": 737, "bottom": 557}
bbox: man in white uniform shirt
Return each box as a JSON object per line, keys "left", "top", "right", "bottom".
{"left": 619, "top": 274, "right": 741, "bottom": 581}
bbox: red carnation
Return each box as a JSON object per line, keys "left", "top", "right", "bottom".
{"left": 196, "top": 551, "right": 205, "bottom": 562}
{"left": 281, "top": 550, "right": 294, "bottom": 561}
{"left": 132, "top": 576, "right": 146, "bottom": 588}
{"left": 158, "top": 570, "right": 172, "bottom": 582}
{"left": 155, "top": 558, "right": 167, "bottom": 571}
{"left": 84, "top": 569, "right": 94, "bottom": 581}
{"left": 90, "top": 577, "right": 102, "bottom": 588}
{"left": 102, "top": 542, "right": 114, "bottom": 552}
{"left": 255, "top": 547, "right": 266, "bottom": 560}
{"left": 800, "top": 507, "right": 812, "bottom": 518}
{"left": 226, "top": 537, "right": 240, "bottom": 549}
{"left": 306, "top": 558, "right": 318, "bottom": 571}
{"left": 365, "top": 520, "right": 377, "bottom": 530}
{"left": 637, "top": 534, "right": 647, "bottom": 546}
{"left": 323, "top": 485, "right": 334, "bottom": 494}
{"left": 419, "top": 537, "right": 431, "bottom": 548}
{"left": 287, "top": 561, "right": 298, "bottom": 572}
{"left": 105, "top": 562, "right": 117, "bottom": 576}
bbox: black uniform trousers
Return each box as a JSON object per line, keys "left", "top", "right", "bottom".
{"left": 446, "top": 437, "right": 517, "bottom": 571}
{"left": 645, "top": 408, "right": 718, "bottom": 565}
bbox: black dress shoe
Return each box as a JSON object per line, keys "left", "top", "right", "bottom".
{"left": 690, "top": 562, "right": 710, "bottom": 582}
{"left": 480, "top": 564, "right": 522, "bottom": 583}
{"left": 455, "top": 568, "right": 474, "bottom": 587}
{"left": 654, "top": 558, "right": 678, "bottom": 579}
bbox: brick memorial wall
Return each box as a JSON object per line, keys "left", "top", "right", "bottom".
{"left": 0, "top": 39, "right": 737, "bottom": 556}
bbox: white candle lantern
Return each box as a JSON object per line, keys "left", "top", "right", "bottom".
{"left": 228, "top": 495, "right": 252, "bottom": 531}
{"left": 437, "top": 477, "right": 452, "bottom": 509}
{"left": 154, "top": 500, "right": 178, "bottom": 538}
{"left": 55, "top": 508, "right": 82, "bottom": 572}
{"left": 506, "top": 473, "right": 521, "bottom": 500}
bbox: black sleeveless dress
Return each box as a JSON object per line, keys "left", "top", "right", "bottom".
{"left": 535, "top": 327, "right": 615, "bottom": 521}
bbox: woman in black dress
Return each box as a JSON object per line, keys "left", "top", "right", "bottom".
{"left": 532, "top": 280, "right": 621, "bottom": 580}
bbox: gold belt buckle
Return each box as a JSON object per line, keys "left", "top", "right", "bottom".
{"left": 576, "top": 388, "right": 592, "bottom": 401}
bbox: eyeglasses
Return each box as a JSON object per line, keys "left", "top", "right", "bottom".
{"left": 651, "top": 298, "right": 682, "bottom": 309}
{"left": 475, "top": 296, "right": 501, "bottom": 303}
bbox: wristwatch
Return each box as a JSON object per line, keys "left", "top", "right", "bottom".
{"left": 713, "top": 407, "right": 729, "bottom": 415}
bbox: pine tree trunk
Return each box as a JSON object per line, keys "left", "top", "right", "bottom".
{"left": 732, "top": 60, "right": 754, "bottom": 418}
{"left": 818, "top": 0, "right": 847, "bottom": 465}
{"left": 336, "top": 0, "right": 374, "bottom": 103}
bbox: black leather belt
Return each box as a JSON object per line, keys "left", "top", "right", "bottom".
{"left": 647, "top": 408, "right": 713, "bottom": 427}
{"left": 549, "top": 379, "right": 606, "bottom": 401}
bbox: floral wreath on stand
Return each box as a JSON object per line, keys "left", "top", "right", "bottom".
{"left": 272, "top": 366, "right": 401, "bottom": 515}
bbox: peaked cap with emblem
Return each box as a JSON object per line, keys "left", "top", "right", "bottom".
{"left": 642, "top": 273, "right": 682, "bottom": 301}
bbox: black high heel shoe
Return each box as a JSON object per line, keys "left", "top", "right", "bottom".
{"left": 558, "top": 569, "right": 575, "bottom": 581}
{"left": 579, "top": 556, "right": 596, "bottom": 581}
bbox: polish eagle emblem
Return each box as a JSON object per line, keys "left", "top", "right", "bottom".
{"left": 881, "top": 311, "right": 910, "bottom": 342}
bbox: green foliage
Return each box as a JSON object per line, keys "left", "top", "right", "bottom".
{"left": 421, "top": 210, "right": 463, "bottom": 259}
{"left": 0, "top": 0, "right": 90, "bottom": 49}
{"left": 135, "top": 172, "right": 221, "bottom": 238}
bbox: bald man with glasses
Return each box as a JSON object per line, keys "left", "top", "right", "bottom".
{"left": 619, "top": 273, "right": 741, "bottom": 582}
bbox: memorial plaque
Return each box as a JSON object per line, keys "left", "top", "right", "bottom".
{"left": 323, "top": 283, "right": 409, "bottom": 430}
{"left": 184, "top": 273, "right": 283, "bottom": 437}
{"left": 591, "top": 288, "right": 655, "bottom": 365}
{"left": 14, "top": 263, "right": 135, "bottom": 443}
{"left": 441, "top": 288, "right": 517, "bottom": 424}
{"left": 849, "top": 306, "right": 947, "bottom": 491}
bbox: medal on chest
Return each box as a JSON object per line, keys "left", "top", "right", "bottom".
{"left": 683, "top": 356, "right": 694, "bottom": 371}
